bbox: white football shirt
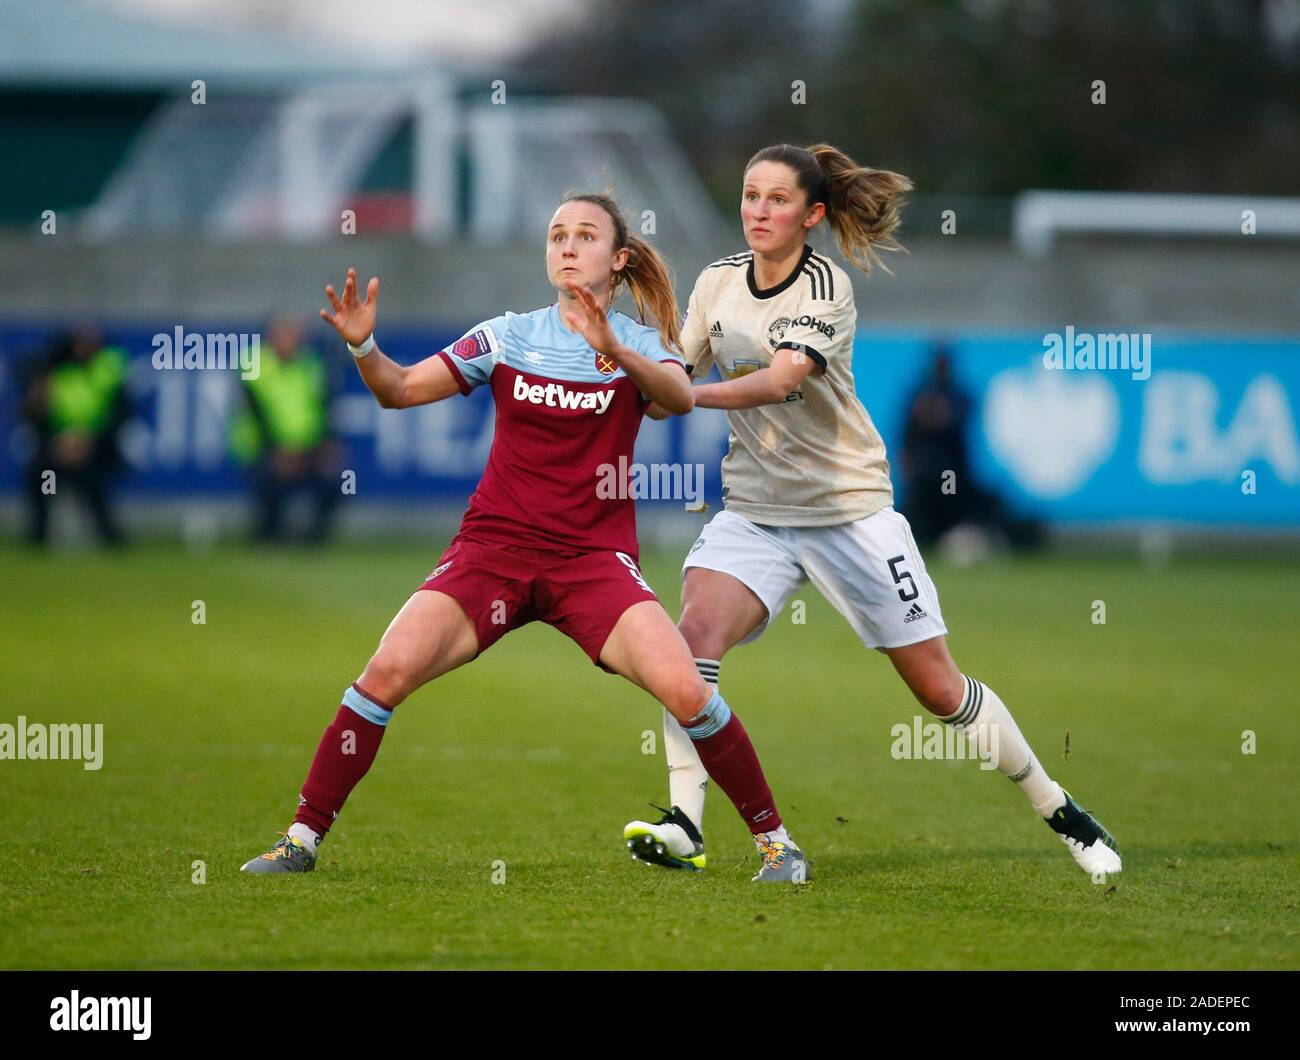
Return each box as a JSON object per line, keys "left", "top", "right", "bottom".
{"left": 682, "top": 245, "right": 894, "bottom": 526}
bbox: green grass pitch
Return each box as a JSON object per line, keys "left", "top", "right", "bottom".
{"left": 1, "top": 539, "right": 1297, "bottom": 969}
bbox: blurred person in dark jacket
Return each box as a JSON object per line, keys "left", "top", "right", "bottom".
{"left": 22, "top": 325, "right": 131, "bottom": 546}
{"left": 901, "top": 341, "right": 1043, "bottom": 554}
{"left": 230, "top": 316, "right": 343, "bottom": 544}
{"left": 901, "top": 342, "right": 974, "bottom": 545}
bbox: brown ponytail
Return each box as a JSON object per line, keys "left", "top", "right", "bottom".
{"left": 559, "top": 192, "right": 682, "bottom": 354}
{"left": 746, "top": 143, "right": 913, "bottom": 275}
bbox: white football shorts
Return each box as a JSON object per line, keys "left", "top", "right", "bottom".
{"left": 681, "top": 506, "right": 948, "bottom": 650}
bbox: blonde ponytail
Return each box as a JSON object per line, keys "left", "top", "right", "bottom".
{"left": 746, "top": 143, "right": 913, "bottom": 275}
{"left": 618, "top": 234, "right": 682, "bottom": 354}
{"left": 808, "top": 143, "right": 911, "bottom": 275}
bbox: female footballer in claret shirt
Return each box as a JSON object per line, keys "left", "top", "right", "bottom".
{"left": 240, "top": 192, "right": 807, "bottom": 882}
{"left": 624, "top": 144, "right": 1121, "bottom": 882}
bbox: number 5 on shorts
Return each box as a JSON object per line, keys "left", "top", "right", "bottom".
{"left": 887, "top": 555, "right": 919, "bottom": 602}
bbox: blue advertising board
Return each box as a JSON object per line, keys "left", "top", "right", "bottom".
{"left": 858, "top": 332, "right": 1300, "bottom": 527}
{"left": 2, "top": 320, "right": 1297, "bottom": 527}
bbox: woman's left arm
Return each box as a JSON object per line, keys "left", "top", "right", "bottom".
{"left": 564, "top": 281, "right": 694, "bottom": 415}
{"left": 611, "top": 344, "right": 694, "bottom": 414}
{"left": 691, "top": 348, "right": 820, "bottom": 410}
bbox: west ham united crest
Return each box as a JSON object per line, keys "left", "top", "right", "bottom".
{"left": 594, "top": 351, "right": 617, "bottom": 375}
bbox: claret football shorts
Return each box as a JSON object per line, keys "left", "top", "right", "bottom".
{"left": 418, "top": 534, "right": 661, "bottom": 669}
{"left": 681, "top": 506, "right": 948, "bottom": 650}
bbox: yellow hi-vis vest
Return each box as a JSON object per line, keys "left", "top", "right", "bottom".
{"left": 230, "top": 349, "right": 328, "bottom": 462}
{"left": 48, "top": 347, "right": 128, "bottom": 434}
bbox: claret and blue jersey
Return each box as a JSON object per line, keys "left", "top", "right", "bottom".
{"left": 434, "top": 303, "right": 686, "bottom": 558}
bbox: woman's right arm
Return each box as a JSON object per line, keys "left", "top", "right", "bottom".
{"left": 354, "top": 346, "right": 460, "bottom": 408}
{"left": 320, "top": 267, "right": 460, "bottom": 409}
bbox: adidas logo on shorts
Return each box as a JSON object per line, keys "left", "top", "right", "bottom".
{"left": 903, "top": 602, "right": 928, "bottom": 623}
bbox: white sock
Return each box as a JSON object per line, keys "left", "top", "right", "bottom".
{"left": 757, "top": 824, "right": 793, "bottom": 848}
{"left": 661, "top": 657, "right": 718, "bottom": 834}
{"left": 947, "top": 675, "right": 1066, "bottom": 818}
{"left": 693, "top": 657, "right": 720, "bottom": 686}
{"left": 287, "top": 822, "right": 322, "bottom": 855}
{"left": 664, "top": 708, "right": 708, "bottom": 833}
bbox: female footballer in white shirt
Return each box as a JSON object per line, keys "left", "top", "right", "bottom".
{"left": 624, "top": 143, "right": 1121, "bottom": 881}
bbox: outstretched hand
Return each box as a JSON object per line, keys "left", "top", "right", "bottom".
{"left": 563, "top": 280, "right": 619, "bottom": 358}
{"left": 321, "top": 267, "right": 380, "bottom": 346}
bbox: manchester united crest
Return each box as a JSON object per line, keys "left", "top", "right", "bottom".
{"left": 767, "top": 316, "right": 792, "bottom": 349}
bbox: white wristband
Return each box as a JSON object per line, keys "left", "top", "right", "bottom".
{"left": 347, "top": 334, "right": 376, "bottom": 358}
